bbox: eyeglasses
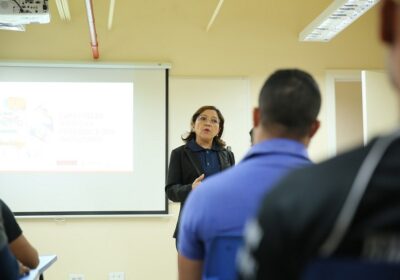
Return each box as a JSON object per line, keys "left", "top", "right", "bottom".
{"left": 197, "top": 115, "right": 220, "bottom": 125}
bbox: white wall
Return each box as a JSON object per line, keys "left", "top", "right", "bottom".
{"left": 19, "top": 203, "right": 180, "bottom": 280}
{"left": 362, "top": 70, "right": 399, "bottom": 143}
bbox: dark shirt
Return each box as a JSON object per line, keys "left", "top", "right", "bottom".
{"left": 1, "top": 199, "right": 22, "bottom": 243}
{"left": 238, "top": 137, "right": 400, "bottom": 280}
{"left": 187, "top": 139, "right": 221, "bottom": 177}
{"left": 0, "top": 200, "right": 19, "bottom": 280}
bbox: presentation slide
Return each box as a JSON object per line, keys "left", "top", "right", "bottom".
{"left": 0, "top": 82, "right": 133, "bottom": 172}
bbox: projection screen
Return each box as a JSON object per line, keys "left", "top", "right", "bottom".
{"left": 0, "top": 62, "right": 169, "bottom": 216}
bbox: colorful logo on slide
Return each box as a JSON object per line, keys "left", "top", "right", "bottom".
{"left": 0, "top": 97, "right": 54, "bottom": 152}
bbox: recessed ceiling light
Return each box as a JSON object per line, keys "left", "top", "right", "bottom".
{"left": 299, "top": 0, "right": 380, "bottom": 42}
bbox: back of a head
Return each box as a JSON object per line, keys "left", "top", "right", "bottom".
{"left": 259, "top": 69, "right": 321, "bottom": 137}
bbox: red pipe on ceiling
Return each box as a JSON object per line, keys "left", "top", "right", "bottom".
{"left": 84, "top": 0, "right": 99, "bottom": 59}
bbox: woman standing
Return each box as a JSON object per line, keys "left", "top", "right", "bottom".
{"left": 166, "top": 105, "right": 235, "bottom": 246}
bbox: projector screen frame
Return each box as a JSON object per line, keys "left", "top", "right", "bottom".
{"left": 0, "top": 61, "right": 171, "bottom": 217}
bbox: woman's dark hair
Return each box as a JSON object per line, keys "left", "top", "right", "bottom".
{"left": 182, "top": 105, "right": 226, "bottom": 147}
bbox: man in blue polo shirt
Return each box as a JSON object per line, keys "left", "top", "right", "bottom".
{"left": 177, "top": 69, "right": 321, "bottom": 280}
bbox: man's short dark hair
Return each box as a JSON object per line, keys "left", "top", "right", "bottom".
{"left": 259, "top": 69, "right": 321, "bottom": 137}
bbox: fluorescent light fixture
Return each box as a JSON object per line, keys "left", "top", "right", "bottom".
{"left": 299, "top": 0, "right": 380, "bottom": 42}
{"left": 206, "top": 0, "right": 225, "bottom": 32}
{"left": 55, "top": 0, "right": 71, "bottom": 21}
{"left": 108, "top": 0, "right": 116, "bottom": 30}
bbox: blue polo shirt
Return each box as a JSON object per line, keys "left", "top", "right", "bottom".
{"left": 178, "top": 138, "right": 312, "bottom": 260}
{"left": 187, "top": 139, "right": 221, "bottom": 177}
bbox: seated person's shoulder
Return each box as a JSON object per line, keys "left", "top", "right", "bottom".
{"left": 0, "top": 204, "right": 6, "bottom": 249}
{"left": 0, "top": 199, "right": 22, "bottom": 243}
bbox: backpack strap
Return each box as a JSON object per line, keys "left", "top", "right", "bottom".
{"left": 319, "top": 130, "right": 400, "bottom": 256}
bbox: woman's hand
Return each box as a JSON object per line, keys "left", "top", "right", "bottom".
{"left": 192, "top": 174, "right": 205, "bottom": 190}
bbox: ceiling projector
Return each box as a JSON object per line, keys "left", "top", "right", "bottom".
{"left": 0, "top": 0, "right": 50, "bottom": 28}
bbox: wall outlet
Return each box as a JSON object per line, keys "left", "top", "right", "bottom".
{"left": 109, "top": 272, "right": 125, "bottom": 280}
{"left": 69, "top": 274, "right": 84, "bottom": 280}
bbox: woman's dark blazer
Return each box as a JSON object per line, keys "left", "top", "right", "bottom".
{"left": 165, "top": 144, "right": 235, "bottom": 240}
